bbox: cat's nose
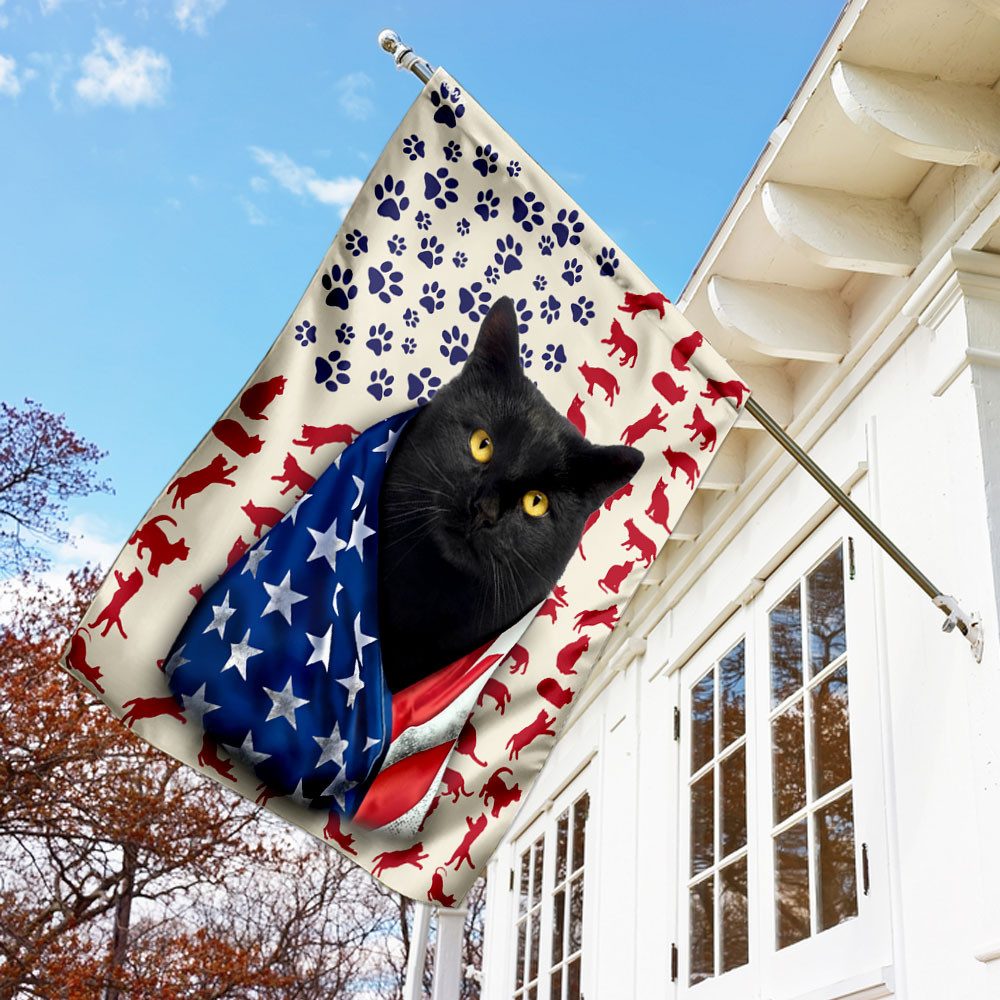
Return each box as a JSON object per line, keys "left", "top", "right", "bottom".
{"left": 471, "top": 493, "right": 500, "bottom": 529}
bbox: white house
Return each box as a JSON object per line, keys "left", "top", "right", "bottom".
{"left": 479, "top": 0, "right": 1000, "bottom": 997}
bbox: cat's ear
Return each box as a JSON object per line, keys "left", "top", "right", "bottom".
{"left": 576, "top": 443, "right": 645, "bottom": 508}
{"left": 466, "top": 296, "right": 520, "bottom": 381}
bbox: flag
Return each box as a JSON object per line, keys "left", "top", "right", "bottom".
{"left": 67, "top": 69, "right": 748, "bottom": 903}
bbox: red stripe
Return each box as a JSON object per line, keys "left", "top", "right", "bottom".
{"left": 352, "top": 741, "right": 453, "bottom": 828}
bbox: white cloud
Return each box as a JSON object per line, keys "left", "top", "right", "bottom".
{"left": 0, "top": 0, "right": 8, "bottom": 31}
{"left": 336, "top": 71, "right": 373, "bottom": 121}
{"left": 249, "top": 175, "right": 268, "bottom": 193}
{"left": 173, "top": 0, "right": 225, "bottom": 35}
{"left": 249, "top": 147, "right": 362, "bottom": 218}
{"left": 38, "top": 0, "right": 64, "bottom": 14}
{"left": 75, "top": 30, "right": 170, "bottom": 108}
{"left": 0, "top": 54, "right": 21, "bottom": 96}
{"left": 237, "top": 195, "right": 266, "bottom": 226}
{"left": 28, "top": 51, "right": 71, "bottom": 108}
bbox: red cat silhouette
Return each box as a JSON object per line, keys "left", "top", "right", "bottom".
{"left": 242, "top": 500, "right": 283, "bottom": 538}
{"left": 663, "top": 446, "right": 700, "bottom": 489}
{"left": 477, "top": 677, "right": 511, "bottom": 714}
{"left": 455, "top": 719, "right": 488, "bottom": 767}
{"left": 537, "top": 584, "right": 569, "bottom": 623}
{"left": 292, "top": 422, "right": 361, "bottom": 454}
{"left": 573, "top": 606, "right": 620, "bottom": 632}
{"left": 372, "top": 842, "right": 428, "bottom": 878}
{"left": 271, "top": 452, "right": 315, "bottom": 496}
{"left": 599, "top": 559, "right": 634, "bottom": 595}
{"left": 418, "top": 794, "right": 441, "bottom": 833}
{"left": 121, "top": 694, "right": 186, "bottom": 729}
{"left": 579, "top": 362, "right": 620, "bottom": 405}
{"left": 652, "top": 370, "right": 687, "bottom": 405}
{"left": 645, "top": 478, "right": 671, "bottom": 531}
{"left": 65, "top": 628, "right": 104, "bottom": 693}
{"left": 578, "top": 509, "right": 600, "bottom": 561}
{"left": 167, "top": 455, "right": 237, "bottom": 510}
{"left": 507, "top": 644, "right": 530, "bottom": 675}
{"left": 672, "top": 330, "right": 703, "bottom": 373}
{"left": 622, "top": 518, "right": 656, "bottom": 566}
{"left": 479, "top": 767, "right": 522, "bottom": 818}
{"left": 446, "top": 813, "right": 488, "bottom": 871}
{"left": 684, "top": 404, "right": 717, "bottom": 452}
{"left": 441, "top": 767, "right": 474, "bottom": 802}
{"left": 557, "top": 634, "right": 590, "bottom": 675}
{"left": 603, "top": 482, "right": 633, "bottom": 511}
{"left": 537, "top": 677, "right": 574, "bottom": 709}
{"left": 189, "top": 584, "right": 204, "bottom": 601}
{"left": 89, "top": 568, "right": 142, "bottom": 638}
{"left": 240, "top": 374, "right": 286, "bottom": 421}
{"left": 323, "top": 811, "right": 358, "bottom": 855}
{"left": 621, "top": 403, "right": 668, "bottom": 447}
{"left": 701, "top": 378, "right": 749, "bottom": 407}
{"left": 255, "top": 782, "right": 278, "bottom": 807}
{"left": 506, "top": 710, "right": 557, "bottom": 760}
{"left": 129, "top": 515, "right": 188, "bottom": 578}
{"left": 428, "top": 867, "right": 456, "bottom": 907}
{"left": 601, "top": 318, "right": 638, "bottom": 368}
{"left": 212, "top": 418, "right": 264, "bottom": 457}
{"left": 566, "top": 394, "right": 586, "bottom": 436}
{"left": 197, "top": 734, "right": 236, "bottom": 782}
{"left": 225, "top": 536, "right": 249, "bottom": 572}
{"left": 619, "top": 291, "right": 669, "bottom": 320}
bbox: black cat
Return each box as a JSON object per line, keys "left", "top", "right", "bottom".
{"left": 378, "top": 297, "right": 643, "bottom": 692}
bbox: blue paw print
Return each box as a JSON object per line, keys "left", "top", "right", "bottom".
{"left": 553, "top": 208, "right": 585, "bottom": 248}
{"left": 374, "top": 175, "right": 409, "bottom": 221}
{"left": 562, "top": 258, "right": 583, "bottom": 286}
{"left": 453, "top": 251, "right": 468, "bottom": 268}
{"left": 407, "top": 366, "right": 442, "bottom": 405}
{"left": 443, "top": 140, "right": 462, "bottom": 162}
{"left": 494, "top": 234, "right": 523, "bottom": 274}
{"left": 484, "top": 264, "right": 500, "bottom": 285}
{"left": 457, "top": 217, "right": 470, "bottom": 236}
{"left": 322, "top": 264, "right": 358, "bottom": 310}
{"left": 440, "top": 326, "right": 470, "bottom": 365}
{"left": 402, "top": 336, "right": 417, "bottom": 354}
{"left": 403, "top": 308, "right": 420, "bottom": 328}
{"left": 571, "top": 296, "right": 595, "bottom": 326}
{"left": 368, "top": 260, "right": 403, "bottom": 304}
{"left": 520, "top": 343, "right": 533, "bottom": 369}
{"left": 472, "top": 144, "right": 499, "bottom": 177}
{"left": 512, "top": 191, "right": 545, "bottom": 232}
{"left": 315, "top": 350, "right": 351, "bottom": 390}
{"left": 430, "top": 81, "right": 465, "bottom": 128}
{"left": 475, "top": 189, "right": 500, "bottom": 223}
{"left": 458, "top": 282, "right": 493, "bottom": 323}
{"left": 507, "top": 160, "right": 521, "bottom": 178}
{"left": 417, "top": 235, "right": 445, "bottom": 269}
{"left": 366, "top": 322, "right": 393, "bottom": 356}
{"left": 538, "top": 234, "right": 554, "bottom": 256}
{"left": 515, "top": 297, "right": 533, "bottom": 335}
{"left": 542, "top": 343, "right": 567, "bottom": 372}
{"left": 402, "top": 134, "right": 425, "bottom": 160}
{"left": 540, "top": 295, "right": 561, "bottom": 324}
{"left": 415, "top": 210, "right": 432, "bottom": 231}
{"left": 424, "top": 167, "right": 459, "bottom": 210}
{"left": 387, "top": 234, "right": 406, "bottom": 256}
{"left": 294, "top": 320, "right": 317, "bottom": 346}
{"left": 420, "top": 281, "right": 446, "bottom": 314}
{"left": 344, "top": 229, "right": 368, "bottom": 256}
{"left": 596, "top": 246, "right": 619, "bottom": 277}
{"left": 533, "top": 274, "right": 547, "bottom": 292}
{"left": 335, "top": 323, "right": 354, "bottom": 344}
{"left": 367, "top": 368, "right": 394, "bottom": 400}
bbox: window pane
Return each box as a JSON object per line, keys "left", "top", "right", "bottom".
{"left": 720, "top": 746, "right": 747, "bottom": 857}
{"left": 689, "top": 876, "right": 714, "bottom": 985}
{"left": 567, "top": 958, "right": 581, "bottom": 1000}
{"left": 569, "top": 874, "right": 584, "bottom": 953}
{"left": 532, "top": 838, "right": 544, "bottom": 904}
{"left": 812, "top": 662, "right": 852, "bottom": 798}
{"left": 528, "top": 987, "right": 537, "bottom": 1000}
{"left": 775, "top": 820, "right": 810, "bottom": 950}
{"left": 691, "top": 671, "right": 715, "bottom": 772}
{"left": 555, "top": 810, "right": 568, "bottom": 884}
{"left": 516, "top": 921, "right": 526, "bottom": 988}
{"left": 571, "top": 794, "right": 588, "bottom": 873}
{"left": 550, "top": 968, "right": 562, "bottom": 1000}
{"left": 721, "top": 857, "right": 749, "bottom": 974}
{"left": 816, "top": 793, "right": 858, "bottom": 932}
{"left": 720, "top": 641, "right": 746, "bottom": 749}
{"left": 551, "top": 888, "right": 565, "bottom": 964}
{"left": 770, "top": 584, "right": 802, "bottom": 706}
{"left": 529, "top": 911, "right": 540, "bottom": 982}
{"left": 691, "top": 770, "right": 715, "bottom": 876}
{"left": 519, "top": 852, "right": 530, "bottom": 916}
{"left": 808, "top": 547, "right": 846, "bottom": 673}
{"left": 772, "top": 700, "right": 806, "bottom": 824}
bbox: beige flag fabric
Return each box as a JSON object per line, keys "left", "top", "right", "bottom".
{"left": 67, "top": 68, "right": 748, "bottom": 904}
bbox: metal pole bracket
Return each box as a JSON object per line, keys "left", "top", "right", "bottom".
{"left": 933, "top": 594, "right": 984, "bottom": 663}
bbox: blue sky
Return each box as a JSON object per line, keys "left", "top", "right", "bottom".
{"left": 0, "top": 0, "right": 845, "bottom": 575}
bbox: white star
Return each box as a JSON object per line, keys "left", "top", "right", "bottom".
{"left": 243, "top": 540, "right": 271, "bottom": 579}
{"left": 182, "top": 683, "right": 220, "bottom": 725}
{"left": 222, "top": 628, "right": 263, "bottom": 680}
{"left": 289, "top": 779, "right": 312, "bottom": 806}
{"left": 313, "top": 722, "right": 350, "bottom": 769}
{"left": 221, "top": 730, "right": 271, "bottom": 767}
{"left": 363, "top": 736, "right": 381, "bottom": 752}
{"left": 336, "top": 658, "right": 365, "bottom": 709}
{"left": 307, "top": 517, "right": 346, "bottom": 571}
{"left": 321, "top": 767, "right": 357, "bottom": 811}
{"left": 305, "top": 625, "right": 333, "bottom": 671}
{"left": 262, "top": 571, "right": 307, "bottom": 625}
{"left": 373, "top": 426, "right": 401, "bottom": 455}
{"left": 203, "top": 590, "right": 236, "bottom": 639}
{"left": 263, "top": 676, "right": 310, "bottom": 729}
{"left": 353, "top": 612, "right": 377, "bottom": 660}
{"left": 332, "top": 582, "right": 343, "bottom": 614}
{"left": 345, "top": 507, "right": 375, "bottom": 561}
{"left": 163, "top": 644, "right": 189, "bottom": 681}
{"left": 283, "top": 492, "right": 312, "bottom": 524}
{"left": 351, "top": 475, "right": 365, "bottom": 510}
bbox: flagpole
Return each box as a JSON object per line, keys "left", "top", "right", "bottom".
{"left": 376, "top": 30, "right": 984, "bottom": 663}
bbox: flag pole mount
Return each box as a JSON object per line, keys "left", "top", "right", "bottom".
{"left": 378, "top": 30, "right": 434, "bottom": 85}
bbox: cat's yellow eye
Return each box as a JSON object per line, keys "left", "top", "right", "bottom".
{"left": 522, "top": 490, "right": 549, "bottom": 517}
{"left": 469, "top": 429, "right": 494, "bottom": 463}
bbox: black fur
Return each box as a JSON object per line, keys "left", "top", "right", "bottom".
{"left": 378, "top": 297, "right": 643, "bottom": 691}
